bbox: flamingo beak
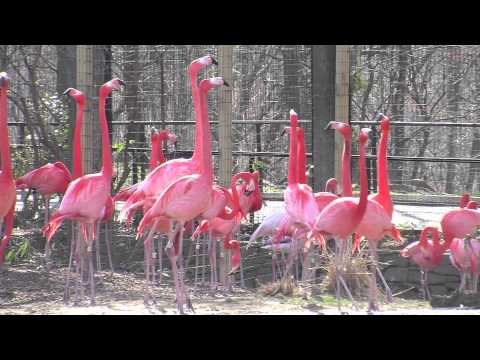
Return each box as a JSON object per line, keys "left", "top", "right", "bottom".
{"left": 223, "top": 80, "right": 230, "bottom": 87}
{"left": 62, "top": 88, "right": 72, "bottom": 96}
{"left": 0, "top": 73, "right": 9, "bottom": 87}
{"left": 211, "top": 57, "right": 218, "bottom": 66}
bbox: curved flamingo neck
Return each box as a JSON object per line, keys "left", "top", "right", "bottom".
{"left": 199, "top": 85, "right": 213, "bottom": 180}
{"left": 189, "top": 66, "right": 203, "bottom": 165}
{"left": 149, "top": 135, "right": 160, "bottom": 172}
{"left": 99, "top": 89, "right": 113, "bottom": 181}
{"left": 217, "top": 173, "right": 244, "bottom": 220}
{"left": 0, "top": 84, "right": 12, "bottom": 179}
{"left": 341, "top": 134, "right": 352, "bottom": 197}
{"left": 460, "top": 193, "right": 470, "bottom": 208}
{"left": 288, "top": 112, "right": 298, "bottom": 185}
{"left": 158, "top": 138, "right": 166, "bottom": 165}
{"left": 72, "top": 101, "right": 84, "bottom": 179}
{"left": 297, "top": 127, "right": 307, "bottom": 184}
{"left": 377, "top": 120, "right": 392, "bottom": 214}
{"left": 354, "top": 135, "right": 368, "bottom": 223}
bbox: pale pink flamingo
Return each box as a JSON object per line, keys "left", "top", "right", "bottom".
{"left": 112, "top": 128, "right": 176, "bottom": 288}
{"left": 43, "top": 78, "right": 124, "bottom": 305}
{"left": 136, "top": 77, "right": 228, "bottom": 313}
{"left": 400, "top": 226, "right": 444, "bottom": 300}
{"left": 192, "top": 171, "right": 262, "bottom": 292}
{"left": 340, "top": 114, "right": 402, "bottom": 310}
{"left": 449, "top": 235, "right": 480, "bottom": 294}
{"left": 16, "top": 161, "right": 71, "bottom": 267}
{"left": 113, "top": 128, "right": 176, "bottom": 203}
{"left": 448, "top": 198, "right": 480, "bottom": 293}
{"left": 308, "top": 128, "right": 372, "bottom": 311}
{"left": 119, "top": 55, "right": 217, "bottom": 223}
{"left": 0, "top": 73, "right": 16, "bottom": 270}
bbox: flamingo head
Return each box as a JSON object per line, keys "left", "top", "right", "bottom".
{"left": 376, "top": 112, "right": 390, "bottom": 132}
{"left": 247, "top": 170, "right": 263, "bottom": 213}
{"left": 325, "top": 177, "right": 338, "bottom": 195}
{"left": 0, "top": 72, "right": 10, "bottom": 89}
{"left": 467, "top": 201, "right": 478, "bottom": 210}
{"left": 325, "top": 121, "right": 352, "bottom": 138}
{"left": 100, "top": 78, "right": 125, "bottom": 97}
{"left": 289, "top": 109, "right": 298, "bottom": 127}
{"left": 199, "top": 77, "right": 229, "bottom": 92}
{"left": 460, "top": 193, "right": 470, "bottom": 208}
{"left": 158, "top": 129, "right": 177, "bottom": 146}
{"left": 189, "top": 55, "right": 218, "bottom": 74}
{"left": 63, "top": 87, "right": 85, "bottom": 105}
{"left": 359, "top": 128, "right": 371, "bottom": 145}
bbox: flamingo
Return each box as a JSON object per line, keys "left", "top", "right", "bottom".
{"left": 400, "top": 226, "right": 444, "bottom": 300}
{"left": 136, "top": 77, "right": 228, "bottom": 314}
{"left": 119, "top": 55, "right": 217, "bottom": 223}
{"left": 327, "top": 118, "right": 403, "bottom": 311}
{"left": 0, "top": 73, "right": 16, "bottom": 270}
{"left": 15, "top": 161, "right": 71, "bottom": 267}
{"left": 113, "top": 128, "right": 176, "bottom": 203}
{"left": 449, "top": 235, "right": 480, "bottom": 294}
{"left": 448, "top": 198, "right": 480, "bottom": 293}
{"left": 308, "top": 128, "right": 372, "bottom": 311}
{"left": 43, "top": 78, "right": 124, "bottom": 305}
{"left": 191, "top": 171, "right": 262, "bottom": 292}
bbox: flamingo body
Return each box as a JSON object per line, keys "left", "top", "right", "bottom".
{"left": 16, "top": 162, "right": 71, "bottom": 195}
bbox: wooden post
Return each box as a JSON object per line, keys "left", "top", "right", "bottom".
{"left": 217, "top": 46, "right": 233, "bottom": 286}
{"left": 311, "top": 45, "right": 336, "bottom": 192}
{"left": 76, "top": 45, "right": 95, "bottom": 174}
{"left": 335, "top": 45, "right": 350, "bottom": 188}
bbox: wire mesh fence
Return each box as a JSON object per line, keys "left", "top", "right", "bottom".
{"left": 3, "top": 44, "right": 480, "bottom": 289}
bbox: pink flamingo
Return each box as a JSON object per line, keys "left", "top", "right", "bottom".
{"left": 192, "top": 171, "right": 262, "bottom": 292}
{"left": 43, "top": 78, "right": 124, "bottom": 305}
{"left": 119, "top": 55, "right": 217, "bottom": 223}
{"left": 449, "top": 235, "right": 480, "bottom": 294}
{"left": 0, "top": 73, "right": 16, "bottom": 270}
{"left": 449, "top": 198, "right": 480, "bottom": 293}
{"left": 309, "top": 128, "right": 372, "bottom": 311}
{"left": 136, "top": 77, "right": 228, "bottom": 313}
{"left": 16, "top": 161, "right": 71, "bottom": 267}
{"left": 400, "top": 226, "right": 444, "bottom": 300}
{"left": 113, "top": 128, "right": 176, "bottom": 203}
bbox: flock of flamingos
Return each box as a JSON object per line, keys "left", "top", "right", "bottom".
{"left": 1, "top": 55, "right": 480, "bottom": 314}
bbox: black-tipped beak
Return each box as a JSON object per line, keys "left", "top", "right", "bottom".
{"left": 150, "top": 127, "right": 157, "bottom": 135}
{"left": 324, "top": 121, "right": 334, "bottom": 130}
{"left": 223, "top": 80, "right": 230, "bottom": 87}
{"left": 62, "top": 88, "right": 72, "bottom": 96}
{"left": 373, "top": 112, "right": 383, "bottom": 122}
{"left": 211, "top": 57, "right": 218, "bottom": 66}
{"left": 117, "top": 79, "right": 125, "bottom": 87}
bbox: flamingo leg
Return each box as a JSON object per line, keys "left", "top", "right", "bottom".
{"left": 420, "top": 269, "right": 431, "bottom": 301}
{"left": 166, "top": 221, "right": 183, "bottom": 314}
{"left": 201, "top": 234, "right": 206, "bottom": 285}
{"left": 104, "top": 223, "right": 114, "bottom": 276}
{"left": 208, "top": 229, "right": 217, "bottom": 294}
{"left": 64, "top": 222, "right": 76, "bottom": 304}
{"left": 239, "top": 246, "right": 245, "bottom": 288}
{"left": 74, "top": 225, "right": 82, "bottom": 305}
{"left": 272, "top": 251, "right": 277, "bottom": 282}
{"left": 44, "top": 195, "right": 52, "bottom": 271}
{"left": 157, "top": 235, "right": 163, "bottom": 286}
{"left": 194, "top": 235, "right": 200, "bottom": 294}
{"left": 177, "top": 221, "right": 194, "bottom": 313}
{"left": 335, "top": 239, "right": 359, "bottom": 312}
{"left": 367, "top": 240, "right": 380, "bottom": 313}
{"left": 459, "top": 271, "right": 467, "bottom": 293}
{"left": 143, "top": 223, "right": 157, "bottom": 305}
{"left": 473, "top": 272, "right": 478, "bottom": 294}
{"left": 95, "top": 222, "right": 101, "bottom": 272}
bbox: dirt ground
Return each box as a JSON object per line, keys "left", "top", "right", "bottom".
{"left": 2, "top": 256, "right": 480, "bottom": 315}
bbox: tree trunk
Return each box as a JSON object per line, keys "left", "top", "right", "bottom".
{"left": 445, "top": 46, "right": 461, "bottom": 194}
{"left": 56, "top": 45, "right": 77, "bottom": 171}
{"left": 390, "top": 45, "right": 410, "bottom": 185}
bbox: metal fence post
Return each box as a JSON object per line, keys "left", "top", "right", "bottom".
{"left": 76, "top": 45, "right": 95, "bottom": 174}
{"left": 311, "top": 45, "right": 336, "bottom": 192}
